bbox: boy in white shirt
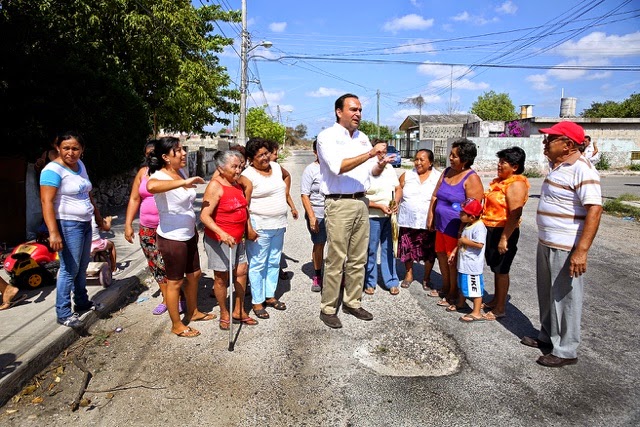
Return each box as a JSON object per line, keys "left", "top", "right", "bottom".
{"left": 448, "top": 198, "right": 487, "bottom": 322}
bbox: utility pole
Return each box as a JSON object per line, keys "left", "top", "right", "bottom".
{"left": 238, "top": 0, "right": 248, "bottom": 146}
{"left": 376, "top": 89, "right": 380, "bottom": 139}
{"left": 237, "top": 0, "right": 271, "bottom": 146}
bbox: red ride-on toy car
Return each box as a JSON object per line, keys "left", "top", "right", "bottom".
{"left": 3, "top": 242, "right": 59, "bottom": 289}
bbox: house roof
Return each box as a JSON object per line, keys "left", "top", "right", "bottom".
{"left": 399, "top": 114, "right": 482, "bottom": 131}
{"left": 521, "top": 117, "right": 640, "bottom": 124}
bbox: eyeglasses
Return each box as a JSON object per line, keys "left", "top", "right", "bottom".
{"left": 543, "top": 135, "right": 568, "bottom": 144}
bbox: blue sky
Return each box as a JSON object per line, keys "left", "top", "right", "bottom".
{"left": 202, "top": 0, "right": 640, "bottom": 137}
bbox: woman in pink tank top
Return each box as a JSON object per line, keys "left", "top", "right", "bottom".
{"left": 125, "top": 142, "right": 183, "bottom": 315}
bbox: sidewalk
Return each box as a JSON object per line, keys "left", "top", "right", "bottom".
{"left": 0, "top": 184, "right": 205, "bottom": 405}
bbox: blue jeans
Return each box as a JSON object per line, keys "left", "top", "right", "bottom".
{"left": 56, "top": 220, "right": 92, "bottom": 320}
{"left": 366, "top": 217, "right": 399, "bottom": 289}
{"left": 246, "top": 226, "right": 285, "bottom": 305}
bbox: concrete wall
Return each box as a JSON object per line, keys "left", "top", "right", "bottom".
{"left": 448, "top": 137, "right": 547, "bottom": 173}
{"left": 445, "top": 135, "right": 638, "bottom": 172}
{"left": 465, "top": 121, "right": 505, "bottom": 137}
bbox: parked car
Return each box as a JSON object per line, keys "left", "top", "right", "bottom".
{"left": 387, "top": 145, "right": 402, "bottom": 168}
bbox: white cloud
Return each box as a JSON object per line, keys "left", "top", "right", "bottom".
{"left": 452, "top": 12, "right": 470, "bottom": 22}
{"left": 526, "top": 74, "right": 554, "bottom": 91}
{"left": 418, "top": 62, "right": 489, "bottom": 91}
{"left": 307, "top": 87, "right": 345, "bottom": 98}
{"left": 269, "top": 22, "right": 287, "bottom": 33}
{"left": 441, "top": 23, "right": 453, "bottom": 32}
{"left": 548, "top": 60, "right": 589, "bottom": 81}
{"left": 253, "top": 91, "right": 285, "bottom": 106}
{"left": 383, "top": 14, "right": 434, "bottom": 32}
{"left": 553, "top": 31, "right": 640, "bottom": 60}
{"left": 587, "top": 71, "right": 612, "bottom": 80}
{"left": 410, "top": 0, "right": 421, "bottom": 6}
{"left": 451, "top": 11, "right": 498, "bottom": 25}
{"left": 496, "top": 1, "right": 518, "bottom": 15}
{"left": 418, "top": 62, "right": 469, "bottom": 79}
{"left": 384, "top": 39, "right": 435, "bottom": 54}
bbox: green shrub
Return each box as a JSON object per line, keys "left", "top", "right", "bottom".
{"left": 595, "top": 153, "right": 610, "bottom": 171}
{"left": 629, "top": 163, "right": 640, "bottom": 171}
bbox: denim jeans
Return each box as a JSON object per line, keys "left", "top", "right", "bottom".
{"left": 56, "top": 220, "right": 92, "bottom": 320}
{"left": 366, "top": 217, "right": 399, "bottom": 289}
{"left": 246, "top": 225, "right": 285, "bottom": 305}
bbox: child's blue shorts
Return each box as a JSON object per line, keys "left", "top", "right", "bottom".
{"left": 458, "top": 272, "right": 484, "bottom": 298}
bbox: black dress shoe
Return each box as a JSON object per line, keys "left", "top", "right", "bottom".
{"left": 520, "top": 336, "right": 553, "bottom": 349}
{"left": 320, "top": 312, "right": 342, "bottom": 329}
{"left": 537, "top": 354, "right": 578, "bottom": 367}
{"left": 341, "top": 305, "right": 373, "bottom": 321}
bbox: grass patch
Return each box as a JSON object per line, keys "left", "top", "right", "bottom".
{"left": 603, "top": 195, "right": 640, "bottom": 220}
{"left": 616, "top": 193, "right": 640, "bottom": 202}
{"left": 629, "top": 163, "right": 640, "bottom": 171}
{"left": 523, "top": 169, "right": 543, "bottom": 178}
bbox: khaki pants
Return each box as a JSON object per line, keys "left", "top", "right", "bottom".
{"left": 321, "top": 197, "right": 369, "bottom": 315}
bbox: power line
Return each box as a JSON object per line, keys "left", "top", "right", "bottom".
{"left": 255, "top": 56, "right": 640, "bottom": 72}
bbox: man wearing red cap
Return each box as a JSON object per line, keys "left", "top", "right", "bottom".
{"left": 521, "top": 121, "right": 602, "bottom": 367}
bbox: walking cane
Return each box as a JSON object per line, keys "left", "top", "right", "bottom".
{"left": 228, "top": 244, "right": 234, "bottom": 352}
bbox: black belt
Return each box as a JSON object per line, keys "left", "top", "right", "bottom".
{"left": 325, "top": 192, "right": 365, "bottom": 199}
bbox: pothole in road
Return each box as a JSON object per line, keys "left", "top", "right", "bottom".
{"left": 354, "top": 329, "right": 460, "bottom": 377}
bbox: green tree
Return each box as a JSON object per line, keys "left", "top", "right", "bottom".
{"left": 0, "top": 0, "right": 238, "bottom": 178}
{"left": 246, "top": 107, "right": 285, "bottom": 143}
{"left": 293, "top": 124, "right": 308, "bottom": 139}
{"left": 469, "top": 91, "right": 518, "bottom": 121}
{"left": 358, "top": 120, "right": 393, "bottom": 140}
{"left": 581, "top": 93, "right": 640, "bottom": 118}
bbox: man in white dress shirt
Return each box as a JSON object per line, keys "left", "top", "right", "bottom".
{"left": 316, "top": 93, "right": 395, "bottom": 329}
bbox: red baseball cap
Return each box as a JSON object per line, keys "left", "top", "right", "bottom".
{"left": 461, "top": 198, "right": 483, "bottom": 217}
{"left": 538, "top": 121, "right": 585, "bottom": 145}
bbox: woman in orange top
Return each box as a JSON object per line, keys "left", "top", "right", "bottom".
{"left": 482, "top": 147, "right": 530, "bottom": 320}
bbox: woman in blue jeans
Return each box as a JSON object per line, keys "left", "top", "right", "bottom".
{"left": 241, "top": 138, "right": 292, "bottom": 319}
{"left": 40, "top": 131, "right": 103, "bottom": 328}
{"left": 365, "top": 140, "right": 401, "bottom": 295}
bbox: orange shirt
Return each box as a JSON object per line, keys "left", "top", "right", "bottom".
{"left": 482, "top": 174, "right": 530, "bottom": 228}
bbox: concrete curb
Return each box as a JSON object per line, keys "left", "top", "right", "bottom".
{"left": 0, "top": 256, "right": 150, "bottom": 406}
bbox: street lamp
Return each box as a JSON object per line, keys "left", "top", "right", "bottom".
{"left": 237, "top": 38, "right": 272, "bottom": 146}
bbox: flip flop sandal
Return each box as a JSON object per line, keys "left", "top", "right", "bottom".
{"left": 152, "top": 303, "right": 167, "bottom": 315}
{"left": 0, "top": 294, "right": 28, "bottom": 310}
{"left": 364, "top": 287, "right": 375, "bottom": 295}
{"left": 253, "top": 308, "right": 270, "bottom": 319}
{"left": 484, "top": 311, "right": 506, "bottom": 321}
{"left": 233, "top": 317, "right": 259, "bottom": 326}
{"left": 459, "top": 314, "right": 486, "bottom": 323}
{"left": 175, "top": 327, "right": 200, "bottom": 338}
{"left": 193, "top": 312, "right": 216, "bottom": 322}
{"left": 265, "top": 300, "right": 287, "bottom": 311}
{"left": 481, "top": 302, "right": 496, "bottom": 311}
{"left": 436, "top": 299, "right": 451, "bottom": 307}
{"left": 219, "top": 319, "right": 230, "bottom": 330}
{"left": 400, "top": 280, "right": 412, "bottom": 289}
{"left": 447, "top": 304, "right": 471, "bottom": 313}
{"left": 389, "top": 287, "right": 400, "bottom": 295}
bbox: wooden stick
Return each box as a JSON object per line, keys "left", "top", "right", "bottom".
{"left": 70, "top": 355, "right": 93, "bottom": 411}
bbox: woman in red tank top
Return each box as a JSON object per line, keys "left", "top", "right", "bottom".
{"left": 200, "top": 150, "right": 257, "bottom": 329}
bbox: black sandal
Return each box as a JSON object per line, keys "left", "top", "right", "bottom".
{"left": 253, "top": 308, "right": 270, "bottom": 319}
{"left": 265, "top": 299, "right": 287, "bottom": 311}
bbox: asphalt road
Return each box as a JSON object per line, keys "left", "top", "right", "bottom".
{"left": 3, "top": 150, "right": 639, "bottom": 427}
